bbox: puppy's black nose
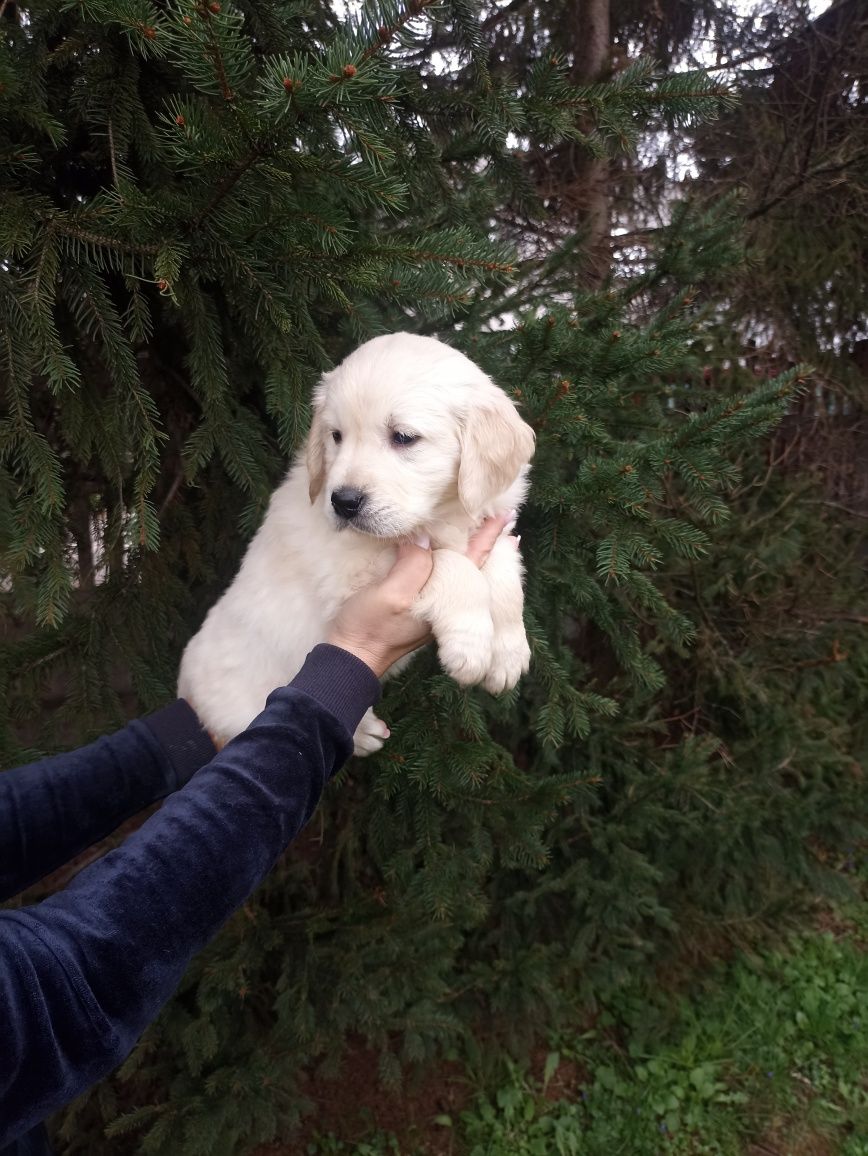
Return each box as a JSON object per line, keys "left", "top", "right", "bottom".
{"left": 331, "top": 487, "right": 366, "bottom": 520}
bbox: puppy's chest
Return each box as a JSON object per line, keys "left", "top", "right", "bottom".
{"left": 313, "top": 541, "right": 398, "bottom": 608}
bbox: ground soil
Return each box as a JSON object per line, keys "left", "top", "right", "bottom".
{"left": 250, "top": 1042, "right": 587, "bottom": 1155}
{"left": 252, "top": 1041, "right": 470, "bottom": 1155}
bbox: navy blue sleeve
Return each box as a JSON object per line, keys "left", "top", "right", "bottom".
{"left": 0, "top": 701, "right": 216, "bottom": 903}
{"left": 0, "top": 645, "right": 380, "bottom": 1148}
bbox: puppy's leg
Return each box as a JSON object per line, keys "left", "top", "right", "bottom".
{"left": 353, "top": 707, "right": 391, "bottom": 756}
{"left": 414, "top": 549, "right": 493, "bottom": 686}
{"left": 344, "top": 642, "right": 417, "bottom": 757}
{"left": 481, "top": 536, "right": 531, "bottom": 694}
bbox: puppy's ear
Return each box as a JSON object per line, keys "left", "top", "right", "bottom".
{"left": 305, "top": 402, "right": 327, "bottom": 504}
{"left": 458, "top": 387, "right": 535, "bottom": 516}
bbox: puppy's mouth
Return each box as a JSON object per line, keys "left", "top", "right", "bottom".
{"left": 335, "top": 513, "right": 413, "bottom": 538}
{"left": 332, "top": 508, "right": 415, "bottom": 540}
{"left": 327, "top": 485, "right": 424, "bottom": 539}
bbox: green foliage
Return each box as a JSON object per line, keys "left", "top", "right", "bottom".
{"left": 1, "top": 1, "right": 866, "bottom": 1154}
{"left": 0, "top": 0, "right": 728, "bottom": 630}
{"left": 305, "top": 885, "right": 868, "bottom": 1154}
{"left": 455, "top": 907, "right": 868, "bottom": 1156}
{"left": 308, "top": 1133, "right": 400, "bottom": 1156}
{"left": 459, "top": 1062, "right": 585, "bottom": 1155}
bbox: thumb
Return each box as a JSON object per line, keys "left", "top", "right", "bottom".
{"left": 386, "top": 541, "right": 434, "bottom": 598}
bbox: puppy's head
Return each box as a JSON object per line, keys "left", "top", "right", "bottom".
{"left": 306, "top": 333, "right": 534, "bottom": 537}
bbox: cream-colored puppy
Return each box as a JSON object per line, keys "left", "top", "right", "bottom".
{"left": 178, "top": 332, "right": 535, "bottom": 755}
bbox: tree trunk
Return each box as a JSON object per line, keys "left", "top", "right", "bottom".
{"left": 571, "top": 0, "right": 612, "bottom": 286}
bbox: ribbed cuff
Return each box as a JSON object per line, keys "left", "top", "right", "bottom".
{"left": 289, "top": 644, "right": 381, "bottom": 737}
{"left": 142, "top": 699, "right": 218, "bottom": 790}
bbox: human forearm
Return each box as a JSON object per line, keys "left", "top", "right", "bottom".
{"left": 0, "top": 650, "right": 378, "bottom": 1146}
{"left": 0, "top": 702, "right": 214, "bottom": 903}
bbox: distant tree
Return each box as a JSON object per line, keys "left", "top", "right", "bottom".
{"left": 693, "top": 0, "right": 868, "bottom": 368}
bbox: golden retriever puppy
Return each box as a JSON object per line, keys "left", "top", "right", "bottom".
{"left": 178, "top": 332, "right": 535, "bottom": 755}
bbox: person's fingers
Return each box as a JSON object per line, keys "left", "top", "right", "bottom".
{"left": 466, "top": 509, "right": 517, "bottom": 568}
{"left": 387, "top": 512, "right": 518, "bottom": 594}
{"left": 386, "top": 541, "right": 435, "bottom": 598}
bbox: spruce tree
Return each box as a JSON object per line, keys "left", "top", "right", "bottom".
{"left": 2, "top": 2, "right": 864, "bottom": 1154}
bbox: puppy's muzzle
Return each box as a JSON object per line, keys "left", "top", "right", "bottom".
{"left": 331, "top": 486, "right": 367, "bottom": 521}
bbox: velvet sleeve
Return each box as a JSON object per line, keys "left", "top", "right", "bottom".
{"left": 0, "top": 645, "right": 380, "bottom": 1147}
{"left": 0, "top": 701, "right": 215, "bottom": 904}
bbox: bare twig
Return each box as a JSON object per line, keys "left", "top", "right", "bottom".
{"left": 157, "top": 465, "right": 185, "bottom": 519}
{"left": 799, "top": 613, "right": 868, "bottom": 626}
{"left": 809, "top": 500, "right": 868, "bottom": 520}
{"left": 748, "top": 152, "right": 868, "bottom": 220}
{"left": 107, "top": 117, "right": 119, "bottom": 188}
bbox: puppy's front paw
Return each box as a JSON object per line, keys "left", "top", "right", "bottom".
{"left": 437, "top": 614, "right": 494, "bottom": 687}
{"left": 483, "top": 627, "right": 531, "bottom": 695}
{"left": 353, "top": 709, "right": 390, "bottom": 757}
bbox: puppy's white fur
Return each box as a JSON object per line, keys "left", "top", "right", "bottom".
{"left": 178, "top": 333, "right": 535, "bottom": 754}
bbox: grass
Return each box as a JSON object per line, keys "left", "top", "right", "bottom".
{"left": 461, "top": 930, "right": 868, "bottom": 1155}
{"left": 308, "top": 861, "right": 868, "bottom": 1155}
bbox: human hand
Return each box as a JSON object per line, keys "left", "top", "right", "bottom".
{"left": 326, "top": 511, "right": 518, "bottom": 678}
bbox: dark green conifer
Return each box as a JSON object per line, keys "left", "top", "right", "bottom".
{"left": 2, "top": 3, "right": 863, "bottom": 1153}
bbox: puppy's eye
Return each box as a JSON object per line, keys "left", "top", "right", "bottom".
{"left": 331, "top": 431, "right": 342, "bottom": 444}
{"left": 391, "top": 431, "right": 420, "bottom": 448}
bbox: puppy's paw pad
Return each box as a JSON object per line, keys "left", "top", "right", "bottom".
{"left": 353, "top": 711, "right": 390, "bottom": 757}
{"left": 483, "top": 631, "right": 531, "bottom": 695}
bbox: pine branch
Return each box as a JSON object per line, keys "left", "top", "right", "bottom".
{"left": 360, "top": 0, "right": 441, "bottom": 64}
{"left": 201, "top": 4, "right": 235, "bottom": 101}
{"left": 413, "top": 249, "right": 515, "bottom": 274}
{"left": 187, "top": 144, "right": 264, "bottom": 232}
{"left": 48, "top": 219, "right": 161, "bottom": 256}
